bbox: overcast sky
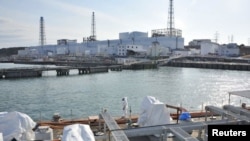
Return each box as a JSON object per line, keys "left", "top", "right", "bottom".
{"left": 0, "top": 0, "right": 249, "bottom": 48}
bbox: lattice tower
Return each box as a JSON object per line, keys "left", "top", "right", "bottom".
{"left": 91, "top": 12, "right": 96, "bottom": 41}
{"left": 39, "top": 17, "right": 46, "bottom": 46}
{"left": 167, "top": 0, "right": 175, "bottom": 36}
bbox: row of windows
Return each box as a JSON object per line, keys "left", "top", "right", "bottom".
{"left": 119, "top": 46, "right": 138, "bottom": 49}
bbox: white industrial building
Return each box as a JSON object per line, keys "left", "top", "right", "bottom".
{"left": 117, "top": 44, "right": 146, "bottom": 57}
{"left": 188, "top": 48, "right": 200, "bottom": 55}
{"left": 187, "top": 39, "right": 240, "bottom": 57}
{"left": 18, "top": 31, "right": 184, "bottom": 58}
{"left": 188, "top": 39, "right": 219, "bottom": 56}
{"left": 17, "top": 48, "right": 40, "bottom": 58}
{"left": 200, "top": 42, "right": 219, "bottom": 56}
{"left": 148, "top": 41, "right": 171, "bottom": 57}
{"left": 218, "top": 43, "right": 240, "bottom": 57}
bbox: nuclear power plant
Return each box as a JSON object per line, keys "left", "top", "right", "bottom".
{"left": 17, "top": 0, "right": 184, "bottom": 60}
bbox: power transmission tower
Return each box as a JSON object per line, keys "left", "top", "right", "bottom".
{"left": 214, "top": 31, "right": 219, "bottom": 43}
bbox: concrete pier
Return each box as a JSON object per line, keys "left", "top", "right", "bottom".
{"left": 90, "top": 66, "right": 109, "bottom": 73}
{"left": 56, "top": 69, "right": 70, "bottom": 76}
{"left": 0, "top": 65, "right": 122, "bottom": 79}
{"left": 78, "top": 66, "right": 110, "bottom": 74}
{"left": 78, "top": 68, "right": 90, "bottom": 75}
{"left": 0, "top": 68, "right": 42, "bottom": 79}
{"left": 109, "top": 65, "right": 123, "bottom": 71}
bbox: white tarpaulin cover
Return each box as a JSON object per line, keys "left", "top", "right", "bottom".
{"left": 0, "top": 111, "right": 36, "bottom": 141}
{"left": 62, "top": 124, "right": 95, "bottom": 141}
{"left": 137, "top": 96, "right": 171, "bottom": 127}
{"left": 0, "top": 133, "right": 3, "bottom": 141}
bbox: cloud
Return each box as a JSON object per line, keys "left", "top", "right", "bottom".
{"left": 0, "top": 16, "right": 37, "bottom": 47}
{"left": 0, "top": 17, "right": 34, "bottom": 35}
{"left": 35, "top": 0, "right": 133, "bottom": 40}
{"left": 41, "top": 0, "right": 92, "bottom": 17}
{"left": 0, "top": 0, "right": 248, "bottom": 48}
{"left": 0, "top": 17, "right": 11, "bottom": 25}
{"left": 0, "top": 19, "right": 6, "bottom": 24}
{"left": 0, "top": 18, "right": 21, "bottom": 37}
{"left": 190, "top": 0, "right": 197, "bottom": 6}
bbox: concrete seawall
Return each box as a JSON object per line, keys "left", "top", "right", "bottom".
{"left": 166, "top": 61, "right": 250, "bottom": 71}
{"left": 123, "top": 63, "right": 158, "bottom": 70}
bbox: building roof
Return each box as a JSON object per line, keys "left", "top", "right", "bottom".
{"left": 228, "top": 90, "right": 250, "bottom": 99}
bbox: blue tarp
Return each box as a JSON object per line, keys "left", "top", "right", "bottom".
{"left": 179, "top": 112, "right": 191, "bottom": 120}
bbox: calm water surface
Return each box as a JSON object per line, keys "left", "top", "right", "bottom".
{"left": 1, "top": 63, "right": 250, "bottom": 121}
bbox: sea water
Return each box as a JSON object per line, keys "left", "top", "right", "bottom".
{"left": 1, "top": 63, "right": 250, "bottom": 121}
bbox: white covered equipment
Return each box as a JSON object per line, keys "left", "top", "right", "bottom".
{"left": 0, "top": 111, "right": 36, "bottom": 141}
{"left": 137, "top": 96, "right": 171, "bottom": 127}
{"left": 62, "top": 124, "right": 95, "bottom": 141}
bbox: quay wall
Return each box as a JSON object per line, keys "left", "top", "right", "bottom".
{"left": 123, "top": 63, "right": 157, "bottom": 70}
{"left": 166, "top": 61, "right": 250, "bottom": 71}
{"left": 89, "top": 66, "right": 109, "bottom": 73}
